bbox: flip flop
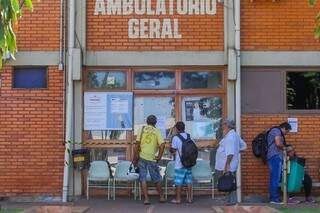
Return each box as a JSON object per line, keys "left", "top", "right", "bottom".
{"left": 144, "top": 200, "right": 151, "bottom": 205}
{"left": 187, "top": 200, "right": 193, "bottom": 204}
{"left": 170, "top": 199, "right": 181, "bottom": 204}
{"left": 159, "top": 197, "right": 167, "bottom": 203}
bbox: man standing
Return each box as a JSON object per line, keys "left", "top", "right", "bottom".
{"left": 267, "top": 122, "right": 291, "bottom": 204}
{"left": 134, "top": 115, "right": 166, "bottom": 205}
{"left": 215, "top": 119, "right": 247, "bottom": 205}
{"left": 170, "top": 121, "right": 194, "bottom": 204}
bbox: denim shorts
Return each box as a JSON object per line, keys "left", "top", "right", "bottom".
{"left": 174, "top": 168, "right": 192, "bottom": 186}
{"left": 138, "top": 158, "right": 161, "bottom": 183}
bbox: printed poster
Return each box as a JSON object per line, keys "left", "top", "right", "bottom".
{"left": 106, "top": 92, "right": 133, "bottom": 130}
{"left": 288, "top": 118, "right": 298, "bottom": 133}
{"left": 84, "top": 92, "right": 107, "bottom": 130}
{"left": 84, "top": 92, "right": 133, "bottom": 130}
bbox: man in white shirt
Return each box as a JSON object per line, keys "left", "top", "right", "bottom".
{"left": 215, "top": 119, "right": 247, "bottom": 205}
{"left": 170, "top": 121, "right": 194, "bottom": 204}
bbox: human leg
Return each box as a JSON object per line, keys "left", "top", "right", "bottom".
{"left": 184, "top": 169, "right": 193, "bottom": 203}
{"left": 138, "top": 159, "right": 150, "bottom": 204}
{"left": 303, "top": 173, "right": 312, "bottom": 198}
{"left": 267, "top": 156, "right": 282, "bottom": 202}
{"left": 148, "top": 161, "right": 165, "bottom": 202}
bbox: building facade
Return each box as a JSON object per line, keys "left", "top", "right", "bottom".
{"left": 0, "top": 0, "right": 319, "bottom": 200}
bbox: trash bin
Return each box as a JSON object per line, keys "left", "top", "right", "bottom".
{"left": 286, "top": 157, "right": 305, "bottom": 193}
{"left": 72, "top": 148, "right": 90, "bottom": 171}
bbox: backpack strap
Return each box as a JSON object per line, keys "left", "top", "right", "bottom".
{"left": 176, "top": 133, "right": 187, "bottom": 143}
{"left": 175, "top": 133, "right": 187, "bottom": 159}
{"left": 138, "top": 126, "right": 145, "bottom": 142}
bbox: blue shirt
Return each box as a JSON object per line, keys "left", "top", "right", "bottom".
{"left": 267, "top": 128, "right": 284, "bottom": 160}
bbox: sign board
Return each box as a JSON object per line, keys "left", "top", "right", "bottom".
{"left": 94, "top": 0, "right": 217, "bottom": 39}
{"left": 288, "top": 118, "right": 298, "bottom": 133}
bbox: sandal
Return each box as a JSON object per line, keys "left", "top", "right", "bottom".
{"left": 159, "top": 197, "right": 167, "bottom": 203}
{"left": 187, "top": 200, "right": 193, "bottom": 204}
{"left": 144, "top": 200, "right": 151, "bottom": 205}
{"left": 170, "top": 199, "right": 181, "bottom": 204}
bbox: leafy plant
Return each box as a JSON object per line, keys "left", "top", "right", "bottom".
{"left": 0, "top": 0, "right": 33, "bottom": 68}
{"left": 309, "top": 0, "right": 320, "bottom": 38}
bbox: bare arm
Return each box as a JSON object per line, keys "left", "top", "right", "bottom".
{"left": 155, "top": 143, "right": 165, "bottom": 161}
{"left": 170, "top": 147, "right": 176, "bottom": 154}
{"left": 133, "top": 140, "right": 140, "bottom": 165}
{"left": 275, "top": 136, "right": 285, "bottom": 150}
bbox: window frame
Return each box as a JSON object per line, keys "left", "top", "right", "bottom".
{"left": 133, "top": 69, "right": 176, "bottom": 90}
{"left": 12, "top": 66, "right": 48, "bottom": 90}
{"left": 180, "top": 94, "right": 225, "bottom": 141}
{"left": 83, "top": 66, "right": 227, "bottom": 150}
{"left": 84, "top": 68, "right": 130, "bottom": 91}
{"left": 181, "top": 70, "right": 223, "bottom": 90}
{"left": 285, "top": 68, "right": 320, "bottom": 114}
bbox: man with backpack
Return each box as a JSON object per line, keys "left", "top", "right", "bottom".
{"left": 215, "top": 119, "right": 247, "bottom": 205}
{"left": 170, "top": 121, "right": 198, "bottom": 204}
{"left": 267, "top": 122, "right": 291, "bottom": 204}
{"left": 134, "top": 115, "right": 166, "bottom": 205}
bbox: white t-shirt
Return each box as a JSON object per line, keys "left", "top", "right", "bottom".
{"left": 171, "top": 133, "right": 192, "bottom": 169}
{"left": 215, "top": 129, "right": 247, "bottom": 172}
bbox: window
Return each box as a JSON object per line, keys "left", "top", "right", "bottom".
{"left": 287, "top": 72, "right": 320, "bottom": 110}
{"left": 241, "top": 69, "right": 284, "bottom": 113}
{"left": 83, "top": 68, "right": 226, "bottom": 161}
{"left": 134, "top": 71, "right": 175, "bottom": 89}
{"left": 182, "top": 96, "right": 222, "bottom": 139}
{"left": 87, "top": 71, "right": 126, "bottom": 89}
{"left": 13, "top": 67, "right": 47, "bottom": 89}
{"left": 182, "top": 71, "right": 222, "bottom": 89}
{"left": 134, "top": 97, "right": 175, "bottom": 139}
{"left": 90, "top": 148, "right": 127, "bottom": 162}
{"left": 198, "top": 147, "right": 217, "bottom": 170}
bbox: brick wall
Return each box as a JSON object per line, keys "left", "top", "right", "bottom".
{"left": 87, "top": 0, "right": 224, "bottom": 51}
{"left": 0, "top": 66, "right": 64, "bottom": 196}
{"left": 241, "top": 0, "right": 320, "bottom": 50}
{"left": 16, "top": 0, "right": 60, "bottom": 51}
{"left": 241, "top": 114, "right": 320, "bottom": 195}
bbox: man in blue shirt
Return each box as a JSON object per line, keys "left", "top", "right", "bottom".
{"left": 267, "top": 122, "right": 291, "bottom": 204}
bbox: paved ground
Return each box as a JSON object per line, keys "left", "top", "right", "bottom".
{"left": 1, "top": 196, "right": 320, "bottom": 213}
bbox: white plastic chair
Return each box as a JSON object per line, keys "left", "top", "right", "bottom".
{"left": 164, "top": 161, "right": 175, "bottom": 199}
{"left": 87, "top": 161, "right": 111, "bottom": 200}
{"left": 192, "top": 160, "right": 214, "bottom": 199}
{"left": 112, "top": 161, "right": 139, "bottom": 200}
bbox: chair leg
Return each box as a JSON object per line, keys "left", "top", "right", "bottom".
{"left": 86, "top": 178, "right": 89, "bottom": 200}
{"left": 107, "top": 179, "right": 110, "bottom": 200}
{"left": 211, "top": 178, "right": 214, "bottom": 199}
{"left": 165, "top": 178, "right": 167, "bottom": 200}
{"left": 134, "top": 180, "right": 137, "bottom": 200}
{"left": 139, "top": 182, "right": 142, "bottom": 200}
{"left": 113, "top": 179, "right": 116, "bottom": 200}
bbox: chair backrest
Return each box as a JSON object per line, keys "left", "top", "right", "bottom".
{"left": 88, "top": 161, "right": 110, "bottom": 181}
{"left": 165, "top": 161, "right": 175, "bottom": 179}
{"left": 191, "top": 160, "right": 212, "bottom": 179}
{"left": 114, "top": 160, "right": 132, "bottom": 179}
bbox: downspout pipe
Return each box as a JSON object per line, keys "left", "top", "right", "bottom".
{"left": 58, "top": 0, "right": 64, "bottom": 71}
{"left": 62, "top": 0, "right": 75, "bottom": 202}
{"left": 234, "top": 0, "right": 242, "bottom": 203}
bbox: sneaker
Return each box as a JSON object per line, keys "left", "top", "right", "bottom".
{"left": 270, "top": 200, "right": 284, "bottom": 205}
{"left": 305, "top": 197, "right": 316, "bottom": 203}
{"left": 288, "top": 197, "right": 300, "bottom": 204}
